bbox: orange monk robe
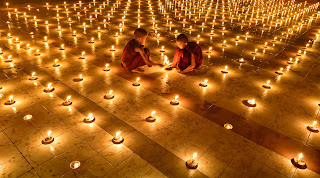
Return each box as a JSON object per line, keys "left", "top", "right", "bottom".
{"left": 120, "top": 39, "right": 151, "bottom": 71}
{"left": 172, "top": 41, "right": 203, "bottom": 71}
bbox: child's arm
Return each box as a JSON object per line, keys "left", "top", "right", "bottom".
{"left": 179, "top": 53, "right": 196, "bottom": 73}
{"left": 134, "top": 45, "right": 153, "bottom": 66}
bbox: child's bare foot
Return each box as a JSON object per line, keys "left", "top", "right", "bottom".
{"left": 132, "top": 68, "right": 145, "bottom": 73}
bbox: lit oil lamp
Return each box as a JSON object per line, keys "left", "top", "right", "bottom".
{"left": 235, "top": 36, "right": 240, "bottom": 41}
{"left": 34, "top": 49, "right": 41, "bottom": 56}
{"left": 296, "top": 50, "right": 302, "bottom": 56}
{"left": 4, "top": 95, "right": 15, "bottom": 105}
{"left": 252, "top": 48, "right": 258, "bottom": 55}
{"left": 70, "top": 161, "right": 81, "bottom": 169}
{"left": 132, "top": 77, "right": 140, "bottom": 86}
{"left": 287, "top": 58, "right": 294, "bottom": 64}
{"left": 272, "top": 37, "right": 277, "bottom": 43}
{"left": 244, "top": 99, "right": 256, "bottom": 107}
{"left": 307, "top": 121, "right": 319, "bottom": 133}
{"left": 83, "top": 113, "right": 95, "bottom": 123}
{"left": 206, "top": 47, "right": 212, "bottom": 54}
{"left": 262, "top": 80, "right": 271, "bottom": 89}
{"left": 112, "top": 131, "right": 124, "bottom": 144}
{"left": 74, "top": 74, "right": 83, "bottom": 82}
{"left": 263, "top": 42, "right": 268, "bottom": 48}
{"left": 0, "top": 48, "right": 3, "bottom": 54}
{"left": 42, "top": 130, "right": 54, "bottom": 144}
{"left": 72, "top": 31, "right": 77, "bottom": 36}
{"left": 14, "top": 38, "right": 20, "bottom": 44}
{"left": 221, "top": 40, "right": 227, "bottom": 47}
{"left": 43, "top": 36, "right": 48, "bottom": 42}
{"left": 29, "top": 72, "right": 38, "bottom": 80}
{"left": 97, "top": 27, "right": 101, "bottom": 32}
{"left": 79, "top": 52, "right": 85, "bottom": 59}
{"left": 291, "top": 153, "right": 307, "bottom": 169}
{"left": 103, "top": 64, "right": 110, "bottom": 71}
{"left": 62, "top": 96, "right": 72, "bottom": 106}
{"left": 221, "top": 66, "right": 228, "bottom": 73}
{"left": 224, "top": 123, "right": 233, "bottom": 130}
{"left": 109, "top": 46, "right": 116, "bottom": 51}
{"left": 186, "top": 153, "right": 198, "bottom": 169}
{"left": 146, "top": 111, "right": 156, "bottom": 122}
{"left": 237, "top": 58, "right": 245, "bottom": 63}
{"left": 209, "top": 30, "right": 214, "bottom": 35}
{"left": 275, "top": 68, "right": 284, "bottom": 75}
{"left": 43, "top": 83, "right": 54, "bottom": 93}
{"left": 199, "top": 79, "right": 208, "bottom": 87}
{"left": 160, "top": 46, "right": 165, "bottom": 52}
{"left": 53, "top": 59, "right": 60, "bottom": 67}
{"left": 104, "top": 90, "right": 114, "bottom": 99}
{"left": 59, "top": 44, "right": 65, "bottom": 50}
{"left": 23, "top": 115, "right": 33, "bottom": 120}
{"left": 170, "top": 95, "right": 179, "bottom": 105}
{"left": 88, "top": 37, "right": 94, "bottom": 44}
{"left": 114, "top": 32, "right": 119, "bottom": 38}
{"left": 7, "top": 33, "right": 12, "bottom": 39}
{"left": 196, "top": 35, "right": 200, "bottom": 41}
{"left": 5, "top": 55, "right": 12, "bottom": 63}
{"left": 25, "top": 44, "right": 30, "bottom": 50}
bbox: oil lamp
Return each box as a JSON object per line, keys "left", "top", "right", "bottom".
{"left": 70, "top": 161, "right": 81, "bottom": 169}
{"left": 7, "top": 33, "right": 12, "bottom": 39}
{"left": 4, "top": 95, "right": 15, "bottom": 105}
{"left": 83, "top": 113, "right": 95, "bottom": 123}
{"left": 62, "top": 96, "right": 72, "bottom": 106}
{"left": 23, "top": 115, "right": 33, "bottom": 120}
{"left": 29, "top": 72, "right": 38, "bottom": 80}
{"left": 210, "top": 30, "right": 214, "bottom": 35}
{"left": 59, "top": 44, "right": 65, "bottom": 50}
{"left": 262, "top": 80, "right": 271, "bottom": 89}
{"left": 221, "top": 40, "right": 227, "bottom": 47}
{"left": 221, "top": 66, "right": 228, "bottom": 73}
{"left": 5, "top": 55, "right": 12, "bottom": 63}
{"left": 224, "top": 123, "right": 233, "bottom": 129}
{"left": 0, "top": 48, "right": 3, "bottom": 54}
{"left": 263, "top": 42, "right": 268, "bottom": 48}
{"left": 245, "top": 99, "right": 256, "bottom": 107}
{"left": 110, "top": 46, "right": 116, "bottom": 51}
{"left": 252, "top": 49, "right": 258, "bottom": 55}
{"left": 14, "top": 38, "right": 20, "bottom": 44}
{"left": 43, "top": 36, "right": 48, "bottom": 42}
{"left": 72, "top": 31, "right": 77, "bottom": 36}
{"left": 103, "top": 64, "right": 110, "bottom": 71}
{"left": 74, "top": 74, "right": 83, "bottom": 82}
{"left": 114, "top": 32, "right": 119, "bottom": 38}
{"left": 307, "top": 121, "right": 319, "bottom": 133}
{"left": 186, "top": 153, "right": 198, "bottom": 169}
{"left": 34, "top": 49, "right": 41, "bottom": 56}
{"left": 79, "top": 51, "right": 85, "bottom": 59}
{"left": 146, "top": 111, "right": 156, "bottom": 122}
{"left": 275, "top": 68, "right": 284, "bottom": 75}
{"left": 53, "top": 59, "right": 60, "bottom": 67}
{"left": 296, "top": 50, "right": 302, "bottom": 56}
{"left": 160, "top": 46, "right": 165, "bottom": 52}
{"left": 112, "top": 131, "right": 124, "bottom": 144}
{"left": 237, "top": 58, "right": 245, "bottom": 63}
{"left": 42, "top": 130, "right": 54, "bottom": 144}
{"left": 44, "top": 83, "right": 54, "bottom": 93}
{"left": 170, "top": 95, "right": 179, "bottom": 105}
{"left": 132, "top": 77, "right": 140, "bottom": 86}
{"left": 291, "top": 153, "right": 307, "bottom": 169}
{"left": 25, "top": 44, "right": 30, "bottom": 50}
{"left": 199, "top": 80, "right": 208, "bottom": 87}
{"left": 206, "top": 47, "right": 212, "bottom": 54}
{"left": 235, "top": 36, "right": 240, "bottom": 41}
{"left": 88, "top": 37, "right": 94, "bottom": 44}
{"left": 104, "top": 90, "right": 114, "bottom": 99}
{"left": 287, "top": 58, "right": 294, "bottom": 64}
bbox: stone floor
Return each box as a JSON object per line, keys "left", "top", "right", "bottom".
{"left": 0, "top": 0, "right": 320, "bottom": 177}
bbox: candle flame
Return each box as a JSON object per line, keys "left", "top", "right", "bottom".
{"left": 225, "top": 66, "right": 228, "bottom": 70}
{"left": 116, "top": 131, "right": 121, "bottom": 138}
{"left": 88, "top": 113, "right": 93, "bottom": 118}
{"left": 106, "top": 64, "right": 109, "bottom": 68}
{"left": 193, "top": 153, "right": 197, "bottom": 159}
{"left": 66, "top": 96, "right": 71, "bottom": 102}
{"left": 55, "top": 59, "right": 58, "bottom": 63}
{"left": 79, "top": 74, "right": 82, "bottom": 79}
{"left": 47, "top": 130, "right": 51, "bottom": 137}
{"left": 175, "top": 95, "right": 179, "bottom": 100}
{"left": 298, "top": 153, "right": 303, "bottom": 160}
{"left": 32, "top": 72, "right": 35, "bottom": 77}
{"left": 109, "top": 90, "right": 113, "bottom": 94}
{"left": 82, "top": 51, "right": 85, "bottom": 56}
{"left": 9, "top": 95, "right": 13, "bottom": 101}
{"left": 248, "top": 99, "right": 255, "bottom": 105}
{"left": 151, "top": 111, "right": 156, "bottom": 116}
{"left": 267, "top": 80, "right": 270, "bottom": 84}
{"left": 136, "top": 77, "right": 140, "bottom": 82}
{"left": 312, "top": 121, "right": 317, "bottom": 127}
{"left": 48, "top": 83, "right": 52, "bottom": 88}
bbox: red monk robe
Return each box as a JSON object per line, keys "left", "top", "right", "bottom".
{"left": 172, "top": 41, "right": 203, "bottom": 71}
{"left": 120, "top": 39, "right": 151, "bottom": 71}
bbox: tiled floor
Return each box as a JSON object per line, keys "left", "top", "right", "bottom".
{"left": 0, "top": 0, "right": 320, "bottom": 177}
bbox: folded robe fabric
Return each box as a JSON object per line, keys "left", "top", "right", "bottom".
{"left": 120, "top": 39, "right": 151, "bottom": 70}
{"left": 172, "top": 41, "right": 203, "bottom": 71}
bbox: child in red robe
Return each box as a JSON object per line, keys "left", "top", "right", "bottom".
{"left": 172, "top": 34, "right": 203, "bottom": 74}
{"left": 120, "top": 28, "right": 162, "bottom": 73}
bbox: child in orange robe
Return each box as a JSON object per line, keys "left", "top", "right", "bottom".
{"left": 172, "top": 34, "right": 203, "bottom": 73}
{"left": 120, "top": 28, "right": 162, "bottom": 73}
